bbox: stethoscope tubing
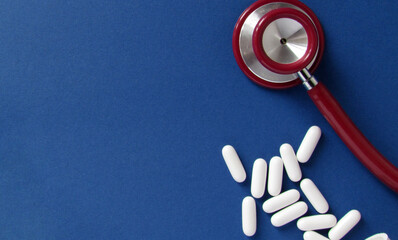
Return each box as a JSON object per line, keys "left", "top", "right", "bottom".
{"left": 308, "top": 82, "right": 398, "bottom": 192}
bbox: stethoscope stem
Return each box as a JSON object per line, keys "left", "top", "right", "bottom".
{"left": 298, "top": 68, "right": 318, "bottom": 90}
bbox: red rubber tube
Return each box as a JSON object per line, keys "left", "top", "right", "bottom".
{"left": 308, "top": 83, "right": 398, "bottom": 192}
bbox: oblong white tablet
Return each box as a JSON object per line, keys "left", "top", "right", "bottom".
{"left": 297, "top": 214, "right": 337, "bottom": 231}
{"left": 262, "top": 189, "right": 300, "bottom": 213}
{"left": 297, "top": 126, "right": 322, "bottom": 163}
{"left": 222, "top": 145, "right": 246, "bottom": 183}
{"left": 271, "top": 201, "right": 308, "bottom": 227}
{"left": 251, "top": 158, "right": 267, "bottom": 198}
{"left": 267, "top": 156, "right": 284, "bottom": 196}
{"left": 242, "top": 196, "right": 256, "bottom": 237}
{"left": 303, "top": 231, "right": 329, "bottom": 240}
{"left": 365, "top": 233, "right": 390, "bottom": 240}
{"left": 280, "top": 143, "right": 302, "bottom": 182}
{"left": 300, "top": 178, "right": 329, "bottom": 214}
{"left": 328, "top": 210, "right": 361, "bottom": 240}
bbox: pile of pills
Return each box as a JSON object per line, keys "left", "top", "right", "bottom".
{"left": 221, "top": 126, "right": 363, "bottom": 240}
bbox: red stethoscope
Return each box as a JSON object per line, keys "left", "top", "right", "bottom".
{"left": 232, "top": 0, "right": 398, "bottom": 192}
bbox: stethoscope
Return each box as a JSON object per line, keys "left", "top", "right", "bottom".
{"left": 232, "top": 0, "right": 398, "bottom": 192}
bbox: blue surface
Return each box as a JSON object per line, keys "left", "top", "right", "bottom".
{"left": 0, "top": 0, "right": 397, "bottom": 239}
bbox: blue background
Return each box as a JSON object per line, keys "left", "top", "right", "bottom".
{"left": 0, "top": 0, "right": 397, "bottom": 239}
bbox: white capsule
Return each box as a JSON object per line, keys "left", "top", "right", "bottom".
{"left": 303, "top": 231, "right": 330, "bottom": 240}
{"left": 222, "top": 145, "right": 246, "bottom": 183}
{"left": 267, "top": 156, "right": 284, "bottom": 196}
{"left": 270, "top": 201, "right": 308, "bottom": 227}
{"left": 365, "top": 233, "right": 390, "bottom": 240}
{"left": 297, "top": 126, "right": 322, "bottom": 163}
{"left": 251, "top": 158, "right": 267, "bottom": 198}
{"left": 300, "top": 178, "right": 329, "bottom": 214}
{"left": 297, "top": 214, "right": 337, "bottom": 231}
{"left": 280, "top": 143, "right": 302, "bottom": 182}
{"left": 262, "top": 189, "right": 300, "bottom": 213}
{"left": 328, "top": 210, "right": 361, "bottom": 240}
{"left": 242, "top": 196, "right": 256, "bottom": 237}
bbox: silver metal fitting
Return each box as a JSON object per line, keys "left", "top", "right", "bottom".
{"left": 298, "top": 68, "right": 318, "bottom": 90}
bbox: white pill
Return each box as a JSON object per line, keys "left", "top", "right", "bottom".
{"left": 242, "top": 196, "right": 256, "bottom": 237}
{"left": 297, "top": 214, "right": 337, "bottom": 231}
{"left": 267, "top": 156, "right": 284, "bottom": 196}
{"left": 262, "top": 189, "right": 300, "bottom": 213}
{"left": 303, "top": 231, "right": 330, "bottom": 240}
{"left": 297, "top": 126, "right": 322, "bottom": 163}
{"left": 365, "top": 233, "right": 390, "bottom": 240}
{"left": 222, "top": 145, "right": 246, "bottom": 183}
{"left": 328, "top": 210, "right": 361, "bottom": 240}
{"left": 251, "top": 158, "right": 267, "bottom": 198}
{"left": 270, "top": 201, "right": 308, "bottom": 227}
{"left": 280, "top": 143, "right": 302, "bottom": 182}
{"left": 300, "top": 178, "right": 329, "bottom": 214}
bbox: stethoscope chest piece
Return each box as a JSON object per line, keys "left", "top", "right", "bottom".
{"left": 232, "top": 0, "right": 325, "bottom": 89}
